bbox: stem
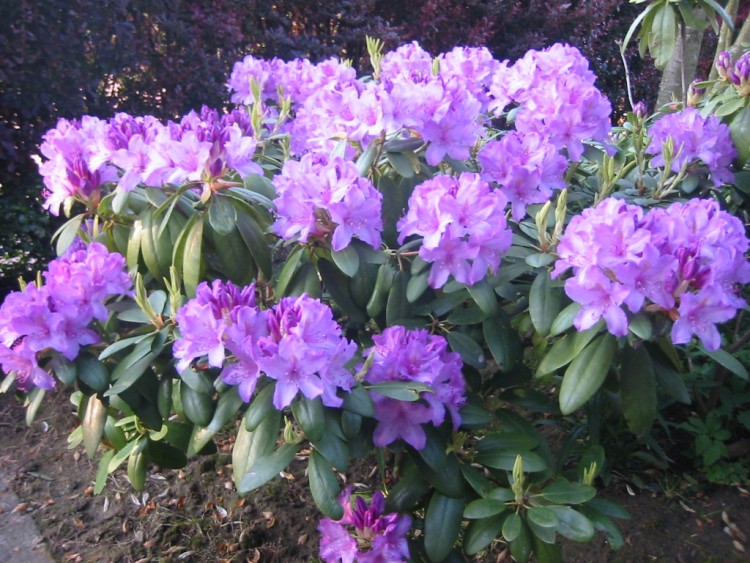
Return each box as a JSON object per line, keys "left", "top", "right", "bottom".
{"left": 680, "top": 22, "right": 688, "bottom": 106}
{"left": 619, "top": 41, "right": 636, "bottom": 110}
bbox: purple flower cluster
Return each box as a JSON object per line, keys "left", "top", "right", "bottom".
{"left": 645, "top": 108, "right": 736, "bottom": 186}
{"left": 0, "top": 242, "right": 132, "bottom": 391}
{"left": 397, "top": 173, "right": 512, "bottom": 288}
{"left": 552, "top": 198, "right": 750, "bottom": 350}
{"left": 272, "top": 153, "right": 383, "bottom": 251}
{"left": 488, "top": 43, "right": 612, "bottom": 161}
{"left": 228, "top": 55, "right": 358, "bottom": 108}
{"left": 318, "top": 487, "right": 411, "bottom": 563}
{"left": 478, "top": 131, "right": 568, "bottom": 221}
{"left": 39, "top": 108, "right": 261, "bottom": 214}
{"left": 363, "top": 327, "right": 465, "bottom": 450}
{"left": 173, "top": 282, "right": 356, "bottom": 409}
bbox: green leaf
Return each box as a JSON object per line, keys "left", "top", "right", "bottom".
{"left": 386, "top": 151, "right": 419, "bottom": 178}
{"left": 559, "top": 333, "right": 617, "bottom": 414}
{"left": 75, "top": 354, "right": 111, "bottom": 393}
{"left": 578, "top": 506, "right": 624, "bottom": 550}
{"left": 275, "top": 246, "right": 305, "bottom": 297}
{"left": 483, "top": 314, "right": 521, "bottom": 372}
{"left": 385, "top": 270, "right": 410, "bottom": 326}
{"left": 233, "top": 411, "right": 280, "bottom": 483}
{"left": 464, "top": 498, "right": 509, "bottom": 519}
{"left": 548, "top": 506, "right": 595, "bottom": 542}
{"left": 509, "top": 519, "right": 533, "bottom": 563}
{"left": 107, "top": 439, "right": 140, "bottom": 473}
{"left": 406, "top": 270, "right": 430, "bottom": 303}
{"left": 474, "top": 449, "right": 548, "bottom": 473}
{"left": 458, "top": 403, "right": 493, "bottom": 430}
{"left": 648, "top": 2, "right": 677, "bottom": 70}
{"left": 463, "top": 513, "right": 506, "bottom": 555}
{"left": 182, "top": 216, "right": 204, "bottom": 298}
{"left": 309, "top": 451, "right": 344, "bottom": 520}
{"left": 539, "top": 478, "right": 596, "bottom": 504}
{"left": 447, "top": 304, "right": 488, "bottom": 325}
{"left": 207, "top": 195, "right": 238, "bottom": 235}
{"left": 467, "top": 280, "right": 498, "bottom": 316}
{"left": 238, "top": 443, "right": 299, "bottom": 493}
{"left": 652, "top": 355, "right": 690, "bottom": 404}
{"left": 341, "top": 384, "right": 374, "bottom": 417}
{"left": 620, "top": 345, "right": 657, "bottom": 438}
{"left": 331, "top": 245, "right": 360, "bottom": 277}
{"left": 311, "top": 412, "right": 350, "bottom": 471}
{"left": 477, "top": 431, "right": 538, "bottom": 452}
{"left": 94, "top": 449, "right": 115, "bottom": 494}
{"left": 179, "top": 384, "right": 215, "bottom": 428}
{"left": 318, "top": 259, "right": 367, "bottom": 323}
{"left": 104, "top": 342, "right": 156, "bottom": 397}
{"left": 291, "top": 395, "right": 325, "bottom": 442}
{"left": 628, "top": 312, "right": 653, "bottom": 340}
{"left": 243, "top": 173, "right": 277, "bottom": 201}
{"left": 244, "top": 381, "right": 276, "bottom": 432}
{"left": 285, "top": 261, "right": 322, "bottom": 298}
{"left": 235, "top": 207, "right": 272, "bottom": 280}
{"left": 503, "top": 512, "right": 522, "bottom": 542}
{"left": 525, "top": 253, "right": 555, "bottom": 268}
{"left": 704, "top": 348, "right": 748, "bottom": 380}
{"left": 536, "top": 324, "right": 601, "bottom": 377}
{"left": 366, "top": 380, "right": 433, "bottom": 401}
{"left": 189, "top": 388, "right": 244, "bottom": 455}
{"left": 424, "top": 492, "right": 464, "bottom": 562}
{"left": 528, "top": 506, "right": 560, "bottom": 529}
{"left": 584, "top": 498, "right": 631, "bottom": 520}
{"left": 447, "top": 331, "right": 486, "bottom": 368}
{"left": 53, "top": 214, "right": 85, "bottom": 256}
{"left": 82, "top": 394, "right": 108, "bottom": 458}
{"left": 529, "top": 270, "right": 562, "bottom": 337}
{"left": 385, "top": 463, "right": 431, "bottom": 513}
{"left": 549, "top": 302, "right": 580, "bottom": 337}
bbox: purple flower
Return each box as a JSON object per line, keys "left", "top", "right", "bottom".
{"left": 0, "top": 341, "right": 55, "bottom": 392}
{"left": 364, "top": 326, "right": 465, "bottom": 450}
{"left": 397, "top": 173, "right": 511, "bottom": 288}
{"left": 318, "top": 488, "right": 411, "bottom": 563}
{"left": 258, "top": 295, "right": 357, "bottom": 409}
{"left": 0, "top": 242, "right": 131, "bottom": 391}
{"left": 273, "top": 154, "right": 383, "bottom": 251}
{"left": 173, "top": 280, "right": 263, "bottom": 373}
{"left": 479, "top": 131, "right": 567, "bottom": 221}
{"left": 645, "top": 108, "right": 736, "bottom": 187}
{"left": 553, "top": 197, "right": 750, "bottom": 346}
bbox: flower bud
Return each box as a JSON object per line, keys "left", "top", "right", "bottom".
{"left": 716, "top": 51, "right": 735, "bottom": 82}
{"left": 687, "top": 79, "right": 705, "bottom": 107}
{"left": 633, "top": 101, "right": 648, "bottom": 120}
{"left": 734, "top": 52, "right": 750, "bottom": 97}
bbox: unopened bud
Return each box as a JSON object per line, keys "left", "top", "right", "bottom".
{"left": 687, "top": 80, "right": 705, "bottom": 107}
{"left": 734, "top": 53, "right": 750, "bottom": 97}
{"left": 717, "top": 51, "right": 735, "bottom": 82}
{"left": 633, "top": 101, "right": 648, "bottom": 119}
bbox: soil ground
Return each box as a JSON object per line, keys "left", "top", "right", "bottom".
{"left": 1, "top": 389, "right": 748, "bottom": 563}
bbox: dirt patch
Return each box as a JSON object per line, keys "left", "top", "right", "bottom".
{"left": 1, "top": 390, "right": 748, "bottom": 562}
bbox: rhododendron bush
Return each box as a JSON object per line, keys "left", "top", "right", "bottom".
{"left": 2, "top": 37, "right": 749, "bottom": 562}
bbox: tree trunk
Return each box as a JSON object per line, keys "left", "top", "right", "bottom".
{"left": 655, "top": 25, "right": 703, "bottom": 108}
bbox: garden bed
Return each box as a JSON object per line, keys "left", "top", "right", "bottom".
{"left": 2, "top": 391, "right": 747, "bottom": 562}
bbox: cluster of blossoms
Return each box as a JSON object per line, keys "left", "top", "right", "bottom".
{"left": 363, "top": 326, "right": 466, "bottom": 450}
{"left": 272, "top": 154, "right": 383, "bottom": 251}
{"left": 318, "top": 488, "right": 411, "bottom": 563}
{"left": 173, "top": 282, "right": 356, "bottom": 409}
{"left": 39, "top": 107, "right": 261, "bottom": 215}
{"left": 552, "top": 198, "right": 750, "bottom": 350}
{"left": 398, "top": 173, "right": 512, "bottom": 289}
{"left": 227, "top": 42, "right": 610, "bottom": 176}
{"left": 716, "top": 50, "right": 750, "bottom": 96}
{"left": 477, "top": 44, "right": 611, "bottom": 220}
{"left": 0, "top": 242, "right": 132, "bottom": 390}
{"left": 645, "top": 107, "right": 736, "bottom": 186}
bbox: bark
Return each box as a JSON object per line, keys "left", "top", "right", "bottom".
{"left": 655, "top": 25, "right": 703, "bottom": 108}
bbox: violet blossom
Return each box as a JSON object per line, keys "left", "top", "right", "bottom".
{"left": 364, "top": 326, "right": 465, "bottom": 450}
{"left": 397, "top": 173, "right": 512, "bottom": 289}
{"left": 318, "top": 488, "right": 411, "bottom": 563}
